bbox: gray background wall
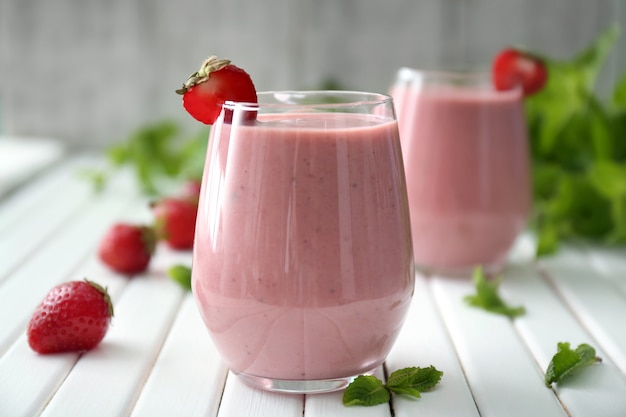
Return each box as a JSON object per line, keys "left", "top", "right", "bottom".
{"left": 1, "top": 0, "right": 624, "bottom": 149}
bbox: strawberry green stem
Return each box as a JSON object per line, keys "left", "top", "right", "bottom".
{"left": 176, "top": 56, "right": 231, "bottom": 95}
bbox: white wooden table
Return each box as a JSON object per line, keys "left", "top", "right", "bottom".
{"left": 0, "top": 136, "right": 65, "bottom": 198}
{"left": 1, "top": 151, "right": 626, "bottom": 417}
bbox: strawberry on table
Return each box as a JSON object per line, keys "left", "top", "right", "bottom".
{"left": 98, "top": 223, "right": 156, "bottom": 274}
{"left": 176, "top": 55, "right": 257, "bottom": 124}
{"left": 27, "top": 280, "right": 114, "bottom": 354}
{"left": 152, "top": 197, "right": 198, "bottom": 250}
{"left": 492, "top": 48, "right": 548, "bottom": 96}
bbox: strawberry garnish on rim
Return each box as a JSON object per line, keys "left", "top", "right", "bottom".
{"left": 176, "top": 56, "right": 257, "bottom": 125}
{"left": 492, "top": 48, "right": 548, "bottom": 97}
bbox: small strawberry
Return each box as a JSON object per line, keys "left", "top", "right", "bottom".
{"left": 98, "top": 223, "right": 156, "bottom": 274}
{"left": 175, "top": 55, "right": 257, "bottom": 125}
{"left": 152, "top": 197, "right": 198, "bottom": 250}
{"left": 492, "top": 48, "right": 548, "bottom": 96}
{"left": 27, "top": 280, "right": 114, "bottom": 354}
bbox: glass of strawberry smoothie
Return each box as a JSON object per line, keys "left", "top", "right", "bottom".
{"left": 192, "top": 91, "right": 415, "bottom": 393}
{"left": 390, "top": 68, "right": 531, "bottom": 276}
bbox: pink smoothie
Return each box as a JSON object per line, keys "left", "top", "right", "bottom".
{"left": 391, "top": 84, "right": 530, "bottom": 273}
{"left": 192, "top": 112, "right": 414, "bottom": 381}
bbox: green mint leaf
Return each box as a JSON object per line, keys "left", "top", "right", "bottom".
{"left": 535, "top": 219, "right": 560, "bottom": 257}
{"left": 588, "top": 160, "right": 626, "bottom": 200}
{"left": 464, "top": 266, "right": 525, "bottom": 318}
{"left": 545, "top": 342, "right": 602, "bottom": 387}
{"left": 570, "top": 25, "right": 619, "bottom": 90}
{"left": 76, "top": 168, "right": 110, "bottom": 193}
{"left": 83, "top": 120, "right": 209, "bottom": 196}
{"left": 106, "top": 142, "right": 131, "bottom": 166}
{"left": 564, "top": 175, "right": 614, "bottom": 239}
{"left": 342, "top": 375, "right": 389, "bottom": 406}
{"left": 167, "top": 264, "right": 192, "bottom": 290}
{"left": 606, "top": 195, "right": 626, "bottom": 244}
{"left": 587, "top": 162, "right": 626, "bottom": 244}
{"left": 613, "top": 70, "right": 626, "bottom": 110}
{"left": 385, "top": 366, "right": 443, "bottom": 398}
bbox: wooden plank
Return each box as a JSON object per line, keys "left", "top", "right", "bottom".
{"left": 387, "top": 273, "right": 479, "bottom": 417}
{"left": 0, "top": 198, "right": 136, "bottom": 354}
{"left": 585, "top": 246, "right": 626, "bottom": 296}
{"left": 0, "top": 154, "right": 94, "bottom": 233}
{"left": 129, "top": 294, "right": 228, "bottom": 417}
{"left": 38, "top": 272, "right": 185, "bottom": 417}
{"left": 0, "top": 174, "right": 144, "bottom": 355}
{"left": 0, "top": 256, "right": 131, "bottom": 417}
{"left": 430, "top": 273, "right": 567, "bottom": 417}
{"left": 0, "top": 160, "right": 148, "bottom": 284}
{"left": 0, "top": 166, "right": 95, "bottom": 283}
{"left": 539, "top": 247, "right": 626, "bottom": 374}
{"left": 0, "top": 335, "right": 77, "bottom": 417}
{"left": 217, "top": 374, "right": 304, "bottom": 417}
{"left": 0, "top": 150, "right": 203, "bottom": 416}
{"left": 0, "top": 173, "right": 160, "bottom": 417}
{"left": 0, "top": 137, "right": 64, "bottom": 198}
{"left": 502, "top": 262, "right": 626, "bottom": 417}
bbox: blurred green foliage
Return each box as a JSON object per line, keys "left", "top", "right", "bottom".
{"left": 527, "top": 25, "right": 626, "bottom": 255}
{"left": 83, "top": 120, "right": 208, "bottom": 196}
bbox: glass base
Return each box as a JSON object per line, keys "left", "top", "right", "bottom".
{"left": 234, "top": 367, "right": 378, "bottom": 394}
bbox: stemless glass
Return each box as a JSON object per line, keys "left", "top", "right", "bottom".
{"left": 390, "top": 68, "right": 531, "bottom": 276}
{"left": 192, "top": 91, "right": 415, "bottom": 394}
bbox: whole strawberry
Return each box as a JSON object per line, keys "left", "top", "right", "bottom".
{"left": 492, "top": 48, "right": 547, "bottom": 96}
{"left": 99, "top": 223, "right": 156, "bottom": 274}
{"left": 176, "top": 55, "right": 257, "bottom": 125}
{"left": 27, "top": 280, "right": 114, "bottom": 354}
{"left": 152, "top": 197, "right": 198, "bottom": 250}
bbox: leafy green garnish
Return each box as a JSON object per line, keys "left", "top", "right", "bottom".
{"left": 464, "top": 266, "right": 525, "bottom": 318}
{"left": 342, "top": 375, "right": 390, "bottom": 406}
{"left": 385, "top": 366, "right": 443, "bottom": 398}
{"left": 84, "top": 120, "right": 209, "bottom": 195}
{"left": 167, "top": 264, "right": 192, "bottom": 290}
{"left": 342, "top": 366, "right": 443, "bottom": 407}
{"left": 545, "top": 342, "right": 602, "bottom": 387}
{"left": 527, "top": 25, "right": 626, "bottom": 255}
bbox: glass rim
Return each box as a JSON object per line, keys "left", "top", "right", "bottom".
{"left": 222, "top": 90, "right": 393, "bottom": 111}
{"left": 396, "top": 67, "right": 492, "bottom": 83}
{"left": 394, "top": 67, "right": 522, "bottom": 93}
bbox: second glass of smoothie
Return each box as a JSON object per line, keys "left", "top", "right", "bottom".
{"left": 192, "top": 91, "right": 415, "bottom": 393}
{"left": 391, "top": 68, "right": 531, "bottom": 276}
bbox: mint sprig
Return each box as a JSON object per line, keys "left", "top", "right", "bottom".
{"left": 545, "top": 342, "right": 602, "bottom": 387}
{"left": 464, "top": 266, "right": 525, "bottom": 318}
{"left": 342, "top": 375, "right": 390, "bottom": 406}
{"left": 167, "top": 264, "right": 192, "bottom": 290}
{"left": 83, "top": 120, "right": 209, "bottom": 196}
{"left": 342, "top": 366, "right": 443, "bottom": 407}
{"left": 385, "top": 366, "right": 443, "bottom": 397}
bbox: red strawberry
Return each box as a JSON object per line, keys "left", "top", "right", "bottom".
{"left": 175, "top": 56, "right": 257, "bottom": 125}
{"left": 492, "top": 48, "right": 548, "bottom": 96}
{"left": 152, "top": 197, "right": 198, "bottom": 250}
{"left": 98, "top": 223, "right": 156, "bottom": 274}
{"left": 27, "top": 280, "right": 114, "bottom": 354}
